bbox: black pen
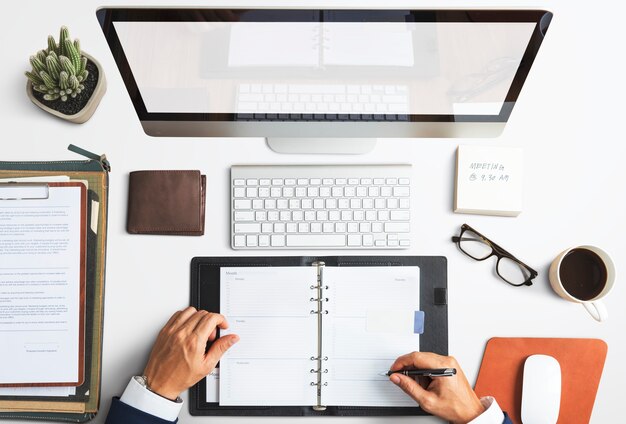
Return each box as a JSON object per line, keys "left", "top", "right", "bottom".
{"left": 382, "top": 368, "right": 456, "bottom": 377}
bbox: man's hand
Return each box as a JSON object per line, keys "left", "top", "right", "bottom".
{"left": 389, "top": 352, "right": 484, "bottom": 424}
{"left": 143, "top": 307, "right": 239, "bottom": 400}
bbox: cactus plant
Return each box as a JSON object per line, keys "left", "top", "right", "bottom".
{"left": 25, "top": 26, "right": 89, "bottom": 102}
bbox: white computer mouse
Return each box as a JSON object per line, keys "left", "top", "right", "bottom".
{"left": 521, "top": 354, "right": 561, "bottom": 424}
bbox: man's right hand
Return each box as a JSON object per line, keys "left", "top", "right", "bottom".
{"left": 142, "top": 307, "right": 239, "bottom": 401}
{"left": 389, "top": 352, "right": 484, "bottom": 424}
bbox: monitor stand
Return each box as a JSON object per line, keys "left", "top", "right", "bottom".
{"left": 266, "top": 138, "right": 376, "bottom": 154}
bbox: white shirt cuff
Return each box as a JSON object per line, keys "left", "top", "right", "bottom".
{"left": 468, "top": 397, "right": 506, "bottom": 424}
{"left": 119, "top": 377, "right": 183, "bottom": 422}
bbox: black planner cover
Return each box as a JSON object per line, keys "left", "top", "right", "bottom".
{"left": 189, "top": 255, "right": 447, "bottom": 417}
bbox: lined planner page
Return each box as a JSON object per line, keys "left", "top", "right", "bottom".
{"left": 219, "top": 267, "right": 318, "bottom": 406}
{"left": 321, "top": 266, "right": 420, "bottom": 407}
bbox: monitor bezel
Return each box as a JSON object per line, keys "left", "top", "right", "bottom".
{"left": 96, "top": 8, "right": 552, "bottom": 127}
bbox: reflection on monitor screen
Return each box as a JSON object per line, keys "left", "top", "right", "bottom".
{"left": 98, "top": 9, "right": 552, "bottom": 153}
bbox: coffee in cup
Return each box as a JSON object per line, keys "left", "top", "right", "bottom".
{"left": 549, "top": 245, "right": 615, "bottom": 322}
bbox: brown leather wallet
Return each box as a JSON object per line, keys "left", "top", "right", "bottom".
{"left": 127, "top": 170, "right": 206, "bottom": 235}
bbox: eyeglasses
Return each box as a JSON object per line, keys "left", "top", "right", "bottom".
{"left": 451, "top": 224, "right": 538, "bottom": 287}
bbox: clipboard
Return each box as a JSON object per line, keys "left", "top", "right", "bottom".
{"left": 0, "top": 182, "right": 87, "bottom": 388}
{"left": 189, "top": 255, "right": 448, "bottom": 416}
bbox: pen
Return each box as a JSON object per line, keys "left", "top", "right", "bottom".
{"left": 382, "top": 368, "right": 457, "bottom": 377}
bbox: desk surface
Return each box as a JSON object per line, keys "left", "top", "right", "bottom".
{"left": 2, "top": 0, "right": 624, "bottom": 422}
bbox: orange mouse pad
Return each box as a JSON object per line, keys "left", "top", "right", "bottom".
{"left": 474, "top": 338, "right": 607, "bottom": 424}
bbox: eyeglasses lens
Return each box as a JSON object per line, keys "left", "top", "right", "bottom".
{"left": 497, "top": 256, "right": 532, "bottom": 286}
{"left": 458, "top": 229, "right": 492, "bottom": 260}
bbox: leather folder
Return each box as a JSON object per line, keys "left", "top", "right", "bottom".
{"left": 0, "top": 145, "right": 110, "bottom": 423}
{"left": 474, "top": 337, "right": 607, "bottom": 424}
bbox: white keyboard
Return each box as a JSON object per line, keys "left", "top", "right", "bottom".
{"left": 235, "top": 83, "right": 409, "bottom": 119}
{"left": 231, "top": 165, "right": 412, "bottom": 250}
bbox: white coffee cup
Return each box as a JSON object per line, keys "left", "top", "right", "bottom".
{"left": 549, "top": 245, "right": 615, "bottom": 322}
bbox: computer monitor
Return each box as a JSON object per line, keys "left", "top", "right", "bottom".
{"left": 97, "top": 8, "right": 552, "bottom": 154}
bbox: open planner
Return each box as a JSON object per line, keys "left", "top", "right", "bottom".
{"left": 190, "top": 256, "right": 448, "bottom": 416}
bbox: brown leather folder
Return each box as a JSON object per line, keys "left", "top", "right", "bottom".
{"left": 474, "top": 337, "right": 607, "bottom": 424}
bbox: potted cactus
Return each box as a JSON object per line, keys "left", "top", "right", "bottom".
{"left": 25, "top": 26, "right": 106, "bottom": 124}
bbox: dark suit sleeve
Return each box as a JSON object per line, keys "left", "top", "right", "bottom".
{"left": 503, "top": 412, "right": 513, "bottom": 424}
{"left": 105, "top": 397, "right": 178, "bottom": 424}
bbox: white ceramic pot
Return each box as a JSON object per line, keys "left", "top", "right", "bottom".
{"left": 26, "top": 52, "right": 107, "bottom": 124}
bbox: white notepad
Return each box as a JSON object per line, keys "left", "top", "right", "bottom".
{"left": 218, "top": 265, "right": 420, "bottom": 408}
{"left": 454, "top": 145, "right": 523, "bottom": 216}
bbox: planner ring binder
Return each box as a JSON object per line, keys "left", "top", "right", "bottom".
{"left": 310, "top": 261, "right": 328, "bottom": 411}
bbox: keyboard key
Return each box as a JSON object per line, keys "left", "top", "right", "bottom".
{"left": 233, "top": 187, "right": 246, "bottom": 198}
{"left": 287, "top": 235, "right": 346, "bottom": 247}
{"left": 234, "top": 211, "right": 254, "bottom": 221}
{"left": 259, "top": 235, "right": 270, "bottom": 247}
{"left": 385, "top": 223, "right": 410, "bottom": 233}
{"left": 393, "top": 186, "right": 410, "bottom": 197}
{"left": 235, "top": 223, "right": 261, "bottom": 233}
{"left": 391, "top": 211, "right": 410, "bottom": 221}
{"left": 246, "top": 235, "right": 258, "bottom": 247}
{"left": 234, "top": 235, "right": 246, "bottom": 247}
{"left": 246, "top": 179, "right": 258, "bottom": 186}
{"left": 234, "top": 200, "right": 252, "bottom": 210}
{"left": 399, "top": 178, "right": 410, "bottom": 185}
{"left": 271, "top": 234, "right": 286, "bottom": 247}
{"left": 348, "top": 235, "right": 362, "bottom": 246}
{"left": 234, "top": 179, "right": 245, "bottom": 186}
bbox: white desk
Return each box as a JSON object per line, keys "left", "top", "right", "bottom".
{"left": 2, "top": 0, "right": 624, "bottom": 422}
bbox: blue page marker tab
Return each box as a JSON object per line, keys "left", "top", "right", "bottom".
{"left": 413, "top": 311, "right": 425, "bottom": 334}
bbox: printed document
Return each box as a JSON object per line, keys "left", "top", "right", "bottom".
{"left": 0, "top": 186, "right": 83, "bottom": 385}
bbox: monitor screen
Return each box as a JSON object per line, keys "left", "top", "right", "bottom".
{"left": 98, "top": 9, "right": 551, "bottom": 138}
